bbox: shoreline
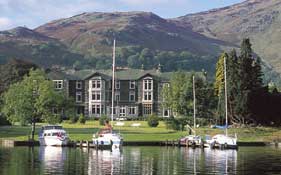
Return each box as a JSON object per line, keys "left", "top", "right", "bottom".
{"left": 1, "top": 139, "right": 280, "bottom": 147}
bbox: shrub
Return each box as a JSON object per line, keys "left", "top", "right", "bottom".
{"left": 0, "top": 114, "right": 10, "bottom": 126}
{"left": 147, "top": 114, "right": 159, "bottom": 127}
{"left": 78, "top": 114, "right": 86, "bottom": 124}
{"left": 165, "top": 117, "right": 180, "bottom": 130}
{"left": 164, "top": 116, "right": 189, "bottom": 131}
{"left": 69, "top": 115, "right": 78, "bottom": 124}
{"left": 99, "top": 115, "right": 109, "bottom": 126}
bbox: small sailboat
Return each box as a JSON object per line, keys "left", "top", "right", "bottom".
{"left": 209, "top": 56, "right": 238, "bottom": 149}
{"left": 180, "top": 75, "right": 203, "bottom": 147}
{"left": 92, "top": 39, "right": 123, "bottom": 149}
{"left": 38, "top": 125, "right": 69, "bottom": 146}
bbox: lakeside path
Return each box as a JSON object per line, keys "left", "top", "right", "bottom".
{"left": 0, "top": 121, "right": 280, "bottom": 142}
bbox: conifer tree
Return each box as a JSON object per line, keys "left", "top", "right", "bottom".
{"left": 236, "top": 38, "right": 263, "bottom": 123}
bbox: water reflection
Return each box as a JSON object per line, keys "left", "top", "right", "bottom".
{"left": 179, "top": 148, "right": 237, "bottom": 174}
{"left": 39, "top": 147, "right": 67, "bottom": 174}
{"left": 87, "top": 148, "right": 123, "bottom": 175}
{"left": 0, "top": 146, "right": 280, "bottom": 175}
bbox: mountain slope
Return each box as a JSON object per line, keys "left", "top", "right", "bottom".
{"left": 175, "top": 0, "right": 281, "bottom": 72}
{"left": 0, "top": 27, "right": 84, "bottom": 67}
{"left": 35, "top": 12, "right": 234, "bottom": 57}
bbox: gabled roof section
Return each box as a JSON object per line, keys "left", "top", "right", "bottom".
{"left": 137, "top": 73, "right": 154, "bottom": 80}
{"left": 47, "top": 68, "right": 175, "bottom": 81}
{"left": 84, "top": 72, "right": 111, "bottom": 80}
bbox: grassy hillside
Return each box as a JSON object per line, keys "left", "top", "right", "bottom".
{"left": 175, "top": 0, "right": 281, "bottom": 73}
{"left": 35, "top": 12, "right": 234, "bottom": 57}
{"left": 0, "top": 27, "right": 85, "bottom": 67}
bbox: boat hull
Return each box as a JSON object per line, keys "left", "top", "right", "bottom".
{"left": 39, "top": 137, "right": 69, "bottom": 146}
{"left": 207, "top": 134, "right": 238, "bottom": 149}
{"left": 93, "top": 134, "right": 123, "bottom": 149}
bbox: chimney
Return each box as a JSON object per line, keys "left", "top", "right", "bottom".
{"left": 157, "top": 63, "right": 162, "bottom": 73}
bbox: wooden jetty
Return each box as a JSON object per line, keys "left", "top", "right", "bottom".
{"left": 0, "top": 139, "right": 278, "bottom": 148}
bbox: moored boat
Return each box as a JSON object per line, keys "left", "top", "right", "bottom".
{"left": 38, "top": 125, "right": 69, "bottom": 146}
{"left": 207, "top": 56, "right": 238, "bottom": 149}
{"left": 208, "top": 134, "right": 238, "bottom": 149}
{"left": 92, "top": 128, "right": 123, "bottom": 149}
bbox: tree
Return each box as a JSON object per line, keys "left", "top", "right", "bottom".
{"left": 236, "top": 38, "right": 263, "bottom": 123}
{"left": 227, "top": 49, "right": 241, "bottom": 123}
{"left": 214, "top": 38, "right": 265, "bottom": 125}
{"left": 2, "top": 69, "right": 73, "bottom": 140}
{"left": 214, "top": 52, "right": 228, "bottom": 96}
{"left": 162, "top": 71, "right": 192, "bottom": 117}
{"left": 0, "top": 59, "right": 37, "bottom": 95}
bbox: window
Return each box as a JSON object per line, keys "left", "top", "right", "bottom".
{"left": 130, "top": 81, "right": 135, "bottom": 89}
{"left": 144, "top": 92, "right": 152, "bottom": 101}
{"left": 143, "top": 79, "right": 153, "bottom": 101}
{"left": 110, "top": 107, "right": 116, "bottom": 115}
{"left": 129, "top": 91, "right": 135, "bottom": 102}
{"left": 77, "top": 108, "right": 83, "bottom": 115}
{"left": 92, "top": 80, "right": 101, "bottom": 89}
{"left": 144, "top": 79, "right": 153, "bottom": 90}
{"left": 115, "top": 81, "right": 120, "bottom": 89}
{"left": 129, "top": 107, "right": 136, "bottom": 115}
{"left": 92, "top": 104, "right": 103, "bottom": 115}
{"left": 52, "top": 107, "right": 58, "bottom": 114}
{"left": 120, "top": 107, "right": 126, "bottom": 117}
{"left": 91, "top": 91, "right": 101, "bottom": 101}
{"left": 76, "top": 81, "right": 82, "bottom": 89}
{"left": 53, "top": 80, "right": 63, "bottom": 89}
{"left": 143, "top": 104, "right": 152, "bottom": 115}
{"left": 76, "top": 92, "right": 82, "bottom": 102}
{"left": 163, "top": 109, "right": 169, "bottom": 117}
{"left": 115, "top": 91, "right": 120, "bottom": 102}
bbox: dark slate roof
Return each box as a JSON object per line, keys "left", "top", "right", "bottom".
{"left": 47, "top": 68, "right": 174, "bottom": 81}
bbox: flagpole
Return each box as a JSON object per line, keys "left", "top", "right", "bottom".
{"left": 111, "top": 39, "right": 116, "bottom": 123}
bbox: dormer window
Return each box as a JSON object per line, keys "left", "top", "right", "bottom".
{"left": 76, "top": 81, "right": 82, "bottom": 89}
{"left": 115, "top": 81, "right": 120, "bottom": 89}
{"left": 53, "top": 80, "right": 63, "bottom": 89}
{"left": 130, "top": 81, "right": 135, "bottom": 89}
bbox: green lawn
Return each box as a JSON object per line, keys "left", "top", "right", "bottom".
{"left": 0, "top": 121, "right": 280, "bottom": 142}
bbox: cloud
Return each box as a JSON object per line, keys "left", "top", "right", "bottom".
{"left": 0, "top": 0, "right": 112, "bottom": 30}
{"left": 0, "top": 17, "right": 13, "bottom": 30}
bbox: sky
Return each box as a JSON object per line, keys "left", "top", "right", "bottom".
{"left": 0, "top": 0, "right": 245, "bottom": 31}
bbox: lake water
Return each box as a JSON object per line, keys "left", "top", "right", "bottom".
{"left": 0, "top": 146, "right": 280, "bottom": 175}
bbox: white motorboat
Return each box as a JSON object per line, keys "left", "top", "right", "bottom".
{"left": 92, "top": 128, "right": 123, "bottom": 149}
{"left": 180, "top": 135, "right": 203, "bottom": 147}
{"left": 209, "top": 134, "right": 237, "bottom": 149}
{"left": 38, "top": 125, "right": 69, "bottom": 146}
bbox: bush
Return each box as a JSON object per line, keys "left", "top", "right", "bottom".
{"left": 0, "top": 114, "right": 10, "bottom": 126}
{"left": 99, "top": 115, "right": 109, "bottom": 126}
{"left": 78, "top": 114, "right": 86, "bottom": 124}
{"left": 69, "top": 116, "right": 78, "bottom": 124}
{"left": 147, "top": 114, "right": 159, "bottom": 127}
{"left": 165, "top": 117, "right": 180, "bottom": 130}
{"left": 164, "top": 116, "right": 189, "bottom": 131}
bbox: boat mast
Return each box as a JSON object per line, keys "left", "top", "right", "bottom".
{"left": 193, "top": 75, "right": 196, "bottom": 135}
{"left": 224, "top": 56, "right": 228, "bottom": 136}
{"left": 111, "top": 39, "right": 116, "bottom": 123}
